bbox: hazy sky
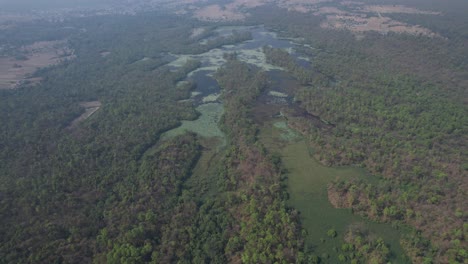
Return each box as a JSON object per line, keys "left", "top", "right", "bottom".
{"left": 0, "top": 0, "right": 114, "bottom": 11}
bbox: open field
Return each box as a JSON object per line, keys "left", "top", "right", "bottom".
{"left": 0, "top": 40, "right": 73, "bottom": 89}
{"left": 194, "top": 4, "right": 246, "bottom": 21}
{"left": 321, "top": 14, "right": 438, "bottom": 36}
{"left": 190, "top": 0, "right": 439, "bottom": 36}
{"left": 358, "top": 5, "right": 440, "bottom": 15}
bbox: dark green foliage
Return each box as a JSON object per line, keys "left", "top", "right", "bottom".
{"left": 215, "top": 59, "right": 306, "bottom": 263}
{"left": 340, "top": 224, "right": 395, "bottom": 264}
{"left": 1, "top": 2, "right": 467, "bottom": 263}
{"left": 0, "top": 13, "right": 224, "bottom": 263}
{"left": 0, "top": 12, "right": 302, "bottom": 263}
{"left": 254, "top": 5, "right": 467, "bottom": 263}
{"left": 263, "top": 46, "right": 313, "bottom": 85}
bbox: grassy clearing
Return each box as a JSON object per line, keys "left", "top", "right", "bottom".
{"left": 161, "top": 102, "right": 225, "bottom": 141}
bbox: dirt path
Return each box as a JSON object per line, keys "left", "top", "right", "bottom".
{"left": 66, "top": 101, "right": 101, "bottom": 130}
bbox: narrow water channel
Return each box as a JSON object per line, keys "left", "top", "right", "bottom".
{"left": 162, "top": 25, "right": 302, "bottom": 139}
{"left": 164, "top": 24, "right": 410, "bottom": 262}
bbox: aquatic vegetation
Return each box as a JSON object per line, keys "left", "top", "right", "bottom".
{"left": 190, "top": 91, "right": 202, "bottom": 97}
{"left": 162, "top": 103, "right": 225, "bottom": 140}
{"left": 236, "top": 48, "right": 283, "bottom": 71}
{"left": 269, "top": 91, "right": 288, "bottom": 98}
{"left": 260, "top": 132, "right": 409, "bottom": 263}
{"left": 202, "top": 93, "right": 220, "bottom": 103}
{"left": 273, "top": 121, "right": 299, "bottom": 141}
{"left": 166, "top": 26, "right": 297, "bottom": 75}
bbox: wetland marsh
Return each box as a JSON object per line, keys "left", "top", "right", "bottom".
{"left": 163, "top": 24, "right": 410, "bottom": 262}
{"left": 163, "top": 25, "right": 304, "bottom": 141}
{"left": 260, "top": 120, "right": 410, "bottom": 263}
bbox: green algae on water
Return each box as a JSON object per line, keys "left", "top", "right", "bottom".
{"left": 273, "top": 121, "right": 300, "bottom": 141}
{"left": 162, "top": 103, "right": 225, "bottom": 140}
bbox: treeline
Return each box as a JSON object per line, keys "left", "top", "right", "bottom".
{"left": 255, "top": 6, "right": 467, "bottom": 263}
{"left": 263, "top": 46, "right": 313, "bottom": 85}
{"left": 215, "top": 59, "right": 307, "bottom": 263}
{"left": 0, "top": 20, "right": 77, "bottom": 57}
{"left": 340, "top": 224, "right": 392, "bottom": 263}
{"left": 0, "top": 10, "right": 309, "bottom": 263}
{"left": 0, "top": 12, "right": 247, "bottom": 263}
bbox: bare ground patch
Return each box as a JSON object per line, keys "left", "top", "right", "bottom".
{"left": 321, "top": 14, "right": 438, "bottom": 37}
{"left": 190, "top": 27, "right": 206, "bottom": 38}
{"left": 359, "top": 5, "right": 440, "bottom": 15}
{"left": 0, "top": 40, "right": 74, "bottom": 89}
{"left": 194, "top": 4, "right": 246, "bottom": 21}
{"left": 100, "top": 51, "right": 111, "bottom": 57}
{"left": 277, "top": 0, "right": 332, "bottom": 13}
{"left": 193, "top": 0, "right": 271, "bottom": 21}
{"left": 66, "top": 101, "right": 102, "bottom": 130}
{"left": 189, "top": 0, "right": 438, "bottom": 37}
{"left": 313, "top": 6, "right": 347, "bottom": 15}
{"left": 192, "top": 0, "right": 331, "bottom": 21}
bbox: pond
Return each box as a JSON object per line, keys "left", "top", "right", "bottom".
{"left": 259, "top": 116, "right": 411, "bottom": 263}
{"left": 163, "top": 24, "right": 410, "bottom": 262}
{"left": 162, "top": 25, "right": 306, "bottom": 139}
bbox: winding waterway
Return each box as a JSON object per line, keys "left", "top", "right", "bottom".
{"left": 162, "top": 25, "right": 304, "bottom": 139}
{"left": 163, "top": 24, "right": 409, "bottom": 262}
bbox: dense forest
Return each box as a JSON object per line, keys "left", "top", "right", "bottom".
{"left": 0, "top": 12, "right": 307, "bottom": 263}
{"left": 1, "top": 0, "right": 467, "bottom": 263}
{"left": 257, "top": 5, "right": 467, "bottom": 264}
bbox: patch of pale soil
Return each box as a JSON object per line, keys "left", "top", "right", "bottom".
{"left": 182, "top": 0, "right": 440, "bottom": 37}
{"left": 0, "top": 13, "right": 38, "bottom": 23}
{"left": 340, "top": 1, "right": 364, "bottom": 7}
{"left": 100, "top": 51, "right": 111, "bottom": 57}
{"left": 194, "top": 4, "right": 246, "bottom": 21}
{"left": 278, "top": 0, "right": 331, "bottom": 5}
{"left": 80, "top": 101, "right": 101, "bottom": 108}
{"left": 288, "top": 6, "right": 311, "bottom": 13}
{"left": 313, "top": 6, "right": 347, "bottom": 15}
{"left": 226, "top": 0, "right": 268, "bottom": 9}
{"left": 0, "top": 24, "right": 14, "bottom": 30}
{"left": 360, "top": 5, "right": 440, "bottom": 15}
{"left": 190, "top": 27, "right": 206, "bottom": 38}
{"left": 321, "top": 14, "right": 437, "bottom": 37}
{"left": 202, "top": 93, "right": 220, "bottom": 103}
{"left": 66, "top": 101, "right": 102, "bottom": 130}
{"left": 192, "top": 0, "right": 334, "bottom": 21}
{"left": 269, "top": 91, "right": 288, "bottom": 98}
{"left": 0, "top": 53, "right": 58, "bottom": 89}
{"left": 277, "top": 0, "right": 332, "bottom": 12}
{"left": 0, "top": 40, "right": 74, "bottom": 89}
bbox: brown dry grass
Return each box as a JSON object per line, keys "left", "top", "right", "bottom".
{"left": 321, "top": 14, "right": 437, "bottom": 37}
{"left": 227, "top": 0, "right": 268, "bottom": 9}
{"left": 192, "top": 0, "right": 333, "bottom": 21}
{"left": 194, "top": 0, "right": 269, "bottom": 21}
{"left": 194, "top": 4, "right": 246, "bottom": 21}
{"left": 190, "top": 27, "right": 205, "bottom": 38}
{"left": 100, "top": 51, "right": 111, "bottom": 57}
{"left": 360, "top": 5, "right": 440, "bottom": 15}
{"left": 190, "top": 0, "right": 439, "bottom": 37}
{"left": 0, "top": 40, "right": 74, "bottom": 89}
{"left": 277, "top": 0, "right": 331, "bottom": 13}
{"left": 313, "top": 6, "right": 347, "bottom": 15}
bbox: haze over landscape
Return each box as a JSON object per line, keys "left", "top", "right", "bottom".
{"left": 0, "top": 0, "right": 112, "bottom": 10}
{"left": 0, "top": 0, "right": 467, "bottom": 263}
